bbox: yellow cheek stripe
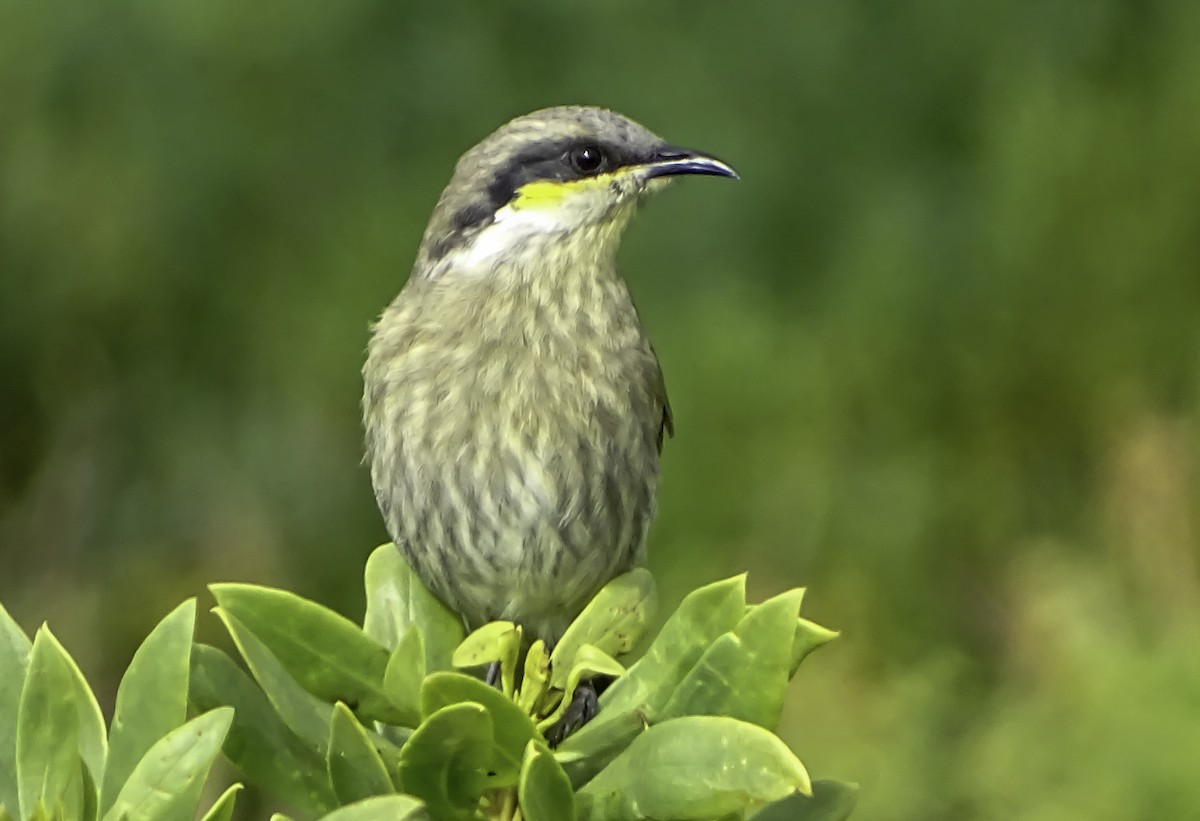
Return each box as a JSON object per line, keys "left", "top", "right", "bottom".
{"left": 511, "top": 173, "right": 622, "bottom": 210}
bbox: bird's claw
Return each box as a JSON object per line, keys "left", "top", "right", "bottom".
{"left": 546, "top": 679, "right": 600, "bottom": 747}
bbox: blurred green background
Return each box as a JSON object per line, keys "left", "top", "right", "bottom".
{"left": 3, "top": 0, "right": 1200, "bottom": 818}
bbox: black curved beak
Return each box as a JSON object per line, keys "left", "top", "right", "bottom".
{"left": 643, "top": 145, "right": 739, "bottom": 180}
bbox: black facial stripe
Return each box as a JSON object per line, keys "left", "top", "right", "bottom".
{"left": 428, "top": 137, "right": 660, "bottom": 262}
{"left": 484, "top": 137, "right": 651, "bottom": 216}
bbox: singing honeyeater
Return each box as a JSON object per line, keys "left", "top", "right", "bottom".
{"left": 362, "top": 106, "right": 736, "bottom": 642}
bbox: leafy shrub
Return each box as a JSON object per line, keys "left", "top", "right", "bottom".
{"left": 0, "top": 546, "right": 855, "bottom": 820}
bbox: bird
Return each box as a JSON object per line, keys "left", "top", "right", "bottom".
{"left": 362, "top": 105, "right": 737, "bottom": 645}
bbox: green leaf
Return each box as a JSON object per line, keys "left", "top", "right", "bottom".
{"left": 659, "top": 588, "right": 805, "bottom": 728}
{"left": 451, "top": 622, "right": 521, "bottom": 695}
{"left": 189, "top": 644, "right": 337, "bottom": 813}
{"left": 516, "top": 640, "right": 550, "bottom": 717}
{"left": 753, "top": 779, "right": 859, "bottom": 821}
{"left": 373, "top": 722, "right": 413, "bottom": 750}
{"left": 382, "top": 625, "right": 424, "bottom": 729}
{"left": 79, "top": 755, "right": 98, "bottom": 821}
{"left": 420, "top": 672, "right": 539, "bottom": 782}
{"left": 550, "top": 569, "right": 656, "bottom": 689}
{"left": 218, "top": 605, "right": 415, "bottom": 794}
{"left": 558, "top": 575, "right": 746, "bottom": 785}
{"left": 654, "top": 634, "right": 746, "bottom": 721}
{"left": 790, "top": 618, "right": 838, "bottom": 676}
{"left": 363, "top": 543, "right": 465, "bottom": 672}
{"left": 59, "top": 636, "right": 108, "bottom": 791}
{"left": 100, "top": 599, "right": 195, "bottom": 816}
{"left": 518, "top": 741, "right": 575, "bottom": 821}
{"left": 0, "top": 603, "right": 32, "bottom": 816}
{"left": 317, "top": 794, "right": 426, "bottom": 821}
{"left": 568, "top": 644, "right": 625, "bottom": 682}
{"left": 100, "top": 707, "right": 232, "bottom": 821}
{"left": 17, "top": 627, "right": 83, "bottom": 821}
{"left": 537, "top": 646, "right": 625, "bottom": 733}
{"left": 198, "top": 783, "right": 242, "bottom": 821}
{"left": 598, "top": 575, "right": 747, "bottom": 717}
{"left": 213, "top": 608, "right": 336, "bottom": 751}
{"left": 735, "top": 589, "right": 805, "bottom": 673}
{"left": 576, "top": 716, "right": 810, "bottom": 821}
{"left": 397, "top": 702, "right": 493, "bottom": 821}
{"left": 327, "top": 702, "right": 395, "bottom": 804}
{"left": 553, "top": 709, "right": 646, "bottom": 788}
{"left": 210, "top": 583, "right": 406, "bottom": 725}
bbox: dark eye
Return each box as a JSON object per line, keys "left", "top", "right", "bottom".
{"left": 568, "top": 145, "right": 606, "bottom": 175}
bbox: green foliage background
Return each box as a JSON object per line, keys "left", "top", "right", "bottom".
{"left": 2, "top": 1, "right": 1199, "bottom": 818}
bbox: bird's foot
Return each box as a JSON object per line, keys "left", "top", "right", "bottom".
{"left": 545, "top": 678, "right": 602, "bottom": 747}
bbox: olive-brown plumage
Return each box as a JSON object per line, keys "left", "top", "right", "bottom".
{"left": 362, "top": 106, "right": 735, "bottom": 641}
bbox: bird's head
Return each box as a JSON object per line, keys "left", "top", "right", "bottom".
{"left": 414, "top": 106, "right": 737, "bottom": 277}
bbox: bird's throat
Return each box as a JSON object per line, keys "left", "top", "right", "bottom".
{"left": 450, "top": 196, "right": 635, "bottom": 276}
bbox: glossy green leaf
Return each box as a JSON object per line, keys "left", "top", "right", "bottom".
{"left": 516, "top": 639, "right": 550, "bottom": 717}
{"left": 599, "top": 575, "right": 747, "bottom": 716}
{"left": 359, "top": 724, "right": 403, "bottom": 788}
{"left": 654, "top": 633, "right": 745, "bottom": 720}
{"left": 209, "top": 617, "right": 404, "bottom": 799}
{"left": 214, "top": 608, "right": 336, "bottom": 751}
{"left": 659, "top": 588, "right": 805, "bottom": 728}
{"left": 736, "top": 589, "right": 806, "bottom": 670}
{"left": 16, "top": 628, "right": 83, "bottom": 821}
{"left": 397, "top": 702, "right": 492, "bottom": 821}
{"left": 80, "top": 756, "right": 98, "bottom": 821}
{"left": 790, "top": 618, "right": 838, "bottom": 676}
{"left": 59, "top": 636, "right": 108, "bottom": 791}
{"left": 100, "top": 707, "right": 232, "bottom": 821}
{"left": 0, "top": 604, "right": 32, "bottom": 816}
{"left": 451, "top": 621, "right": 518, "bottom": 668}
{"left": 382, "top": 625, "right": 424, "bottom": 728}
{"left": 558, "top": 575, "right": 746, "bottom": 785}
{"left": 554, "top": 713, "right": 642, "bottom": 789}
{"left": 569, "top": 644, "right": 624, "bottom": 682}
{"left": 0, "top": 803, "right": 13, "bottom": 821}
{"left": 198, "top": 783, "right": 242, "bottom": 821}
{"left": 317, "top": 793, "right": 426, "bottom": 821}
{"left": 362, "top": 543, "right": 465, "bottom": 672}
{"left": 373, "top": 722, "right": 413, "bottom": 750}
{"left": 753, "top": 779, "right": 859, "bottom": 821}
{"left": 328, "top": 702, "right": 394, "bottom": 804}
{"left": 518, "top": 741, "right": 575, "bottom": 821}
{"left": 553, "top": 706, "right": 646, "bottom": 789}
{"left": 451, "top": 622, "right": 521, "bottom": 695}
{"left": 420, "top": 671, "right": 538, "bottom": 782}
{"left": 189, "top": 643, "right": 336, "bottom": 813}
{"left": 210, "top": 583, "right": 405, "bottom": 725}
{"left": 100, "top": 599, "right": 195, "bottom": 816}
{"left": 550, "top": 569, "right": 657, "bottom": 689}
{"left": 538, "top": 645, "right": 625, "bottom": 733}
{"left": 577, "top": 715, "right": 810, "bottom": 821}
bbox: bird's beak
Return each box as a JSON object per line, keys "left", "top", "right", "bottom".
{"left": 642, "top": 145, "right": 740, "bottom": 180}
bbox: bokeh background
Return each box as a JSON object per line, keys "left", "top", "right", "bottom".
{"left": 4, "top": 1, "right": 1200, "bottom": 818}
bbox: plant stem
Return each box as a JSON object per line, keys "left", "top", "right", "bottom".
{"left": 489, "top": 787, "right": 518, "bottom": 821}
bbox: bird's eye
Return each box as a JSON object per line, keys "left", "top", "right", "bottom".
{"left": 568, "top": 145, "right": 606, "bottom": 175}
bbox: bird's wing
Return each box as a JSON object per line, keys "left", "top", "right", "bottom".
{"left": 650, "top": 345, "right": 674, "bottom": 454}
{"left": 658, "top": 394, "right": 674, "bottom": 453}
